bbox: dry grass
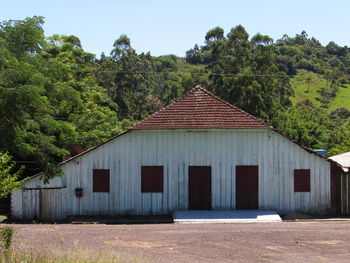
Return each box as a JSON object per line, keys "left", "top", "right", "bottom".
{"left": 0, "top": 249, "right": 142, "bottom": 263}
{"left": 0, "top": 216, "right": 8, "bottom": 223}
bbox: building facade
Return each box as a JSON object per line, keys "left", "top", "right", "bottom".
{"left": 11, "top": 86, "right": 337, "bottom": 221}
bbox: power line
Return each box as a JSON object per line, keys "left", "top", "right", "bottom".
{"left": 13, "top": 160, "right": 41, "bottom": 164}
{"left": 94, "top": 69, "right": 340, "bottom": 82}
{"left": 98, "top": 70, "right": 290, "bottom": 77}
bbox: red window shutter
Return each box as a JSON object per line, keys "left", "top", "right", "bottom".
{"left": 93, "top": 169, "right": 110, "bottom": 192}
{"left": 141, "top": 166, "right": 163, "bottom": 193}
{"left": 294, "top": 169, "right": 310, "bottom": 192}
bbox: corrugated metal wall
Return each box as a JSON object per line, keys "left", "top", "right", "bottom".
{"left": 40, "top": 188, "right": 67, "bottom": 221}
{"left": 331, "top": 166, "right": 350, "bottom": 215}
{"left": 12, "top": 188, "right": 67, "bottom": 221}
{"left": 14, "top": 129, "right": 332, "bottom": 220}
{"left": 340, "top": 174, "right": 349, "bottom": 215}
{"left": 22, "top": 189, "right": 40, "bottom": 220}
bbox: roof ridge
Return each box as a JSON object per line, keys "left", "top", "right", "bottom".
{"left": 130, "top": 86, "right": 199, "bottom": 130}
{"left": 130, "top": 85, "right": 271, "bottom": 130}
{"left": 190, "top": 85, "right": 271, "bottom": 128}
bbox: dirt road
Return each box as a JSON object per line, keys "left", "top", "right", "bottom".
{"left": 6, "top": 221, "right": 350, "bottom": 262}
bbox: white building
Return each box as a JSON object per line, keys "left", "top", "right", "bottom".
{"left": 11, "top": 86, "right": 341, "bottom": 221}
{"left": 330, "top": 152, "right": 350, "bottom": 173}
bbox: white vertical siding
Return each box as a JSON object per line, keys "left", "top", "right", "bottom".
{"left": 11, "top": 190, "right": 23, "bottom": 220}
{"left": 11, "top": 188, "right": 67, "bottom": 221}
{"left": 15, "top": 129, "right": 332, "bottom": 219}
{"left": 22, "top": 189, "right": 40, "bottom": 220}
{"left": 40, "top": 188, "right": 67, "bottom": 221}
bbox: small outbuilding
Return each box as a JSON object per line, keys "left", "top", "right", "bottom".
{"left": 11, "top": 86, "right": 344, "bottom": 221}
{"left": 329, "top": 152, "right": 350, "bottom": 215}
{"left": 330, "top": 152, "right": 350, "bottom": 173}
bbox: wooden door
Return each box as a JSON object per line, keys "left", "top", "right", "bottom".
{"left": 189, "top": 166, "right": 211, "bottom": 210}
{"left": 21, "top": 188, "right": 67, "bottom": 222}
{"left": 40, "top": 188, "right": 67, "bottom": 222}
{"left": 236, "top": 166, "right": 259, "bottom": 210}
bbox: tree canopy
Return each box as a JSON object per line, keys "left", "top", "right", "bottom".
{"left": 0, "top": 17, "right": 350, "bottom": 182}
{"left": 0, "top": 152, "right": 23, "bottom": 198}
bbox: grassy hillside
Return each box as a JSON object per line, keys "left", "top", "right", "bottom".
{"left": 290, "top": 70, "right": 350, "bottom": 111}
{"left": 290, "top": 70, "right": 326, "bottom": 108}
{"left": 329, "top": 84, "right": 350, "bottom": 111}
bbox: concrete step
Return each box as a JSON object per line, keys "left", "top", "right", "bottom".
{"left": 173, "top": 210, "right": 282, "bottom": 224}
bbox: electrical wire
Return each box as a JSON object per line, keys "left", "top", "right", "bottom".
{"left": 96, "top": 70, "right": 291, "bottom": 77}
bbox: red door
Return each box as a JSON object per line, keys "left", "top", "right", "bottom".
{"left": 189, "top": 166, "right": 211, "bottom": 210}
{"left": 236, "top": 166, "right": 259, "bottom": 210}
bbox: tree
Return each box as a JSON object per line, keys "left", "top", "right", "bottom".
{"left": 0, "top": 16, "right": 45, "bottom": 58}
{"left": 326, "top": 121, "right": 350, "bottom": 156}
{"left": 200, "top": 25, "right": 292, "bottom": 120}
{"left": 1, "top": 16, "right": 350, "bottom": 182}
{"left": 45, "top": 34, "right": 125, "bottom": 149}
{"left": 0, "top": 152, "right": 23, "bottom": 198}
{"left": 0, "top": 43, "right": 69, "bottom": 178}
{"left": 96, "top": 35, "right": 162, "bottom": 119}
{"left": 306, "top": 76, "right": 312, "bottom": 92}
{"left": 0, "top": 17, "right": 127, "bottom": 180}
{"left": 272, "top": 106, "right": 334, "bottom": 149}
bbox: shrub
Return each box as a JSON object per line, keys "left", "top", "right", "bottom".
{"left": 0, "top": 227, "right": 14, "bottom": 252}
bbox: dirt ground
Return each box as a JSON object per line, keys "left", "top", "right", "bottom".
{"left": 4, "top": 221, "right": 350, "bottom": 263}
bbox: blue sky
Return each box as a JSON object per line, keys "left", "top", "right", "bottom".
{"left": 2, "top": 0, "right": 349, "bottom": 57}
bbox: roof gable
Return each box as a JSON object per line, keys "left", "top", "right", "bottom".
{"left": 28, "top": 86, "right": 341, "bottom": 178}
{"left": 131, "top": 86, "right": 271, "bottom": 130}
{"left": 330, "top": 152, "right": 350, "bottom": 172}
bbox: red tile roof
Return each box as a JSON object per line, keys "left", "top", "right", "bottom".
{"left": 131, "top": 85, "right": 271, "bottom": 130}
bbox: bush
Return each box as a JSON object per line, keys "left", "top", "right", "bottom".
{"left": 0, "top": 248, "right": 132, "bottom": 263}
{"left": 0, "top": 227, "right": 14, "bottom": 252}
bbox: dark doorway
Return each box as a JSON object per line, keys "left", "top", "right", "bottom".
{"left": 189, "top": 166, "right": 211, "bottom": 210}
{"left": 236, "top": 166, "right": 259, "bottom": 210}
{"left": 0, "top": 195, "right": 10, "bottom": 216}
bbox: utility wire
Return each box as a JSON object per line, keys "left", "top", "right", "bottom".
{"left": 96, "top": 69, "right": 337, "bottom": 79}
{"left": 13, "top": 160, "right": 41, "bottom": 164}
{"left": 97, "top": 70, "right": 290, "bottom": 77}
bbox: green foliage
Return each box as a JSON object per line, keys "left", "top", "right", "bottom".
{"left": 329, "top": 84, "right": 350, "bottom": 111}
{"left": 192, "top": 25, "right": 293, "bottom": 120}
{"left": 96, "top": 35, "right": 162, "bottom": 120}
{"left": 0, "top": 17, "right": 126, "bottom": 180}
{"left": 186, "top": 27, "right": 350, "bottom": 156}
{"left": 0, "top": 227, "right": 14, "bottom": 251}
{"left": 290, "top": 70, "right": 350, "bottom": 111}
{"left": 275, "top": 31, "right": 350, "bottom": 80}
{"left": 326, "top": 121, "right": 350, "bottom": 156}
{"left": 0, "top": 18, "right": 69, "bottom": 178}
{"left": 0, "top": 249, "right": 133, "bottom": 263}
{"left": 0, "top": 152, "right": 23, "bottom": 198}
{"left": 0, "top": 16, "right": 45, "bottom": 58}
{"left": 290, "top": 70, "right": 326, "bottom": 107}
{"left": 272, "top": 107, "right": 334, "bottom": 149}
{"left": 1, "top": 15, "right": 350, "bottom": 184}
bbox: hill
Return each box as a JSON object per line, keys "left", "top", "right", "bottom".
{"left": 290, "top": 70, "right": 350, "bottom": 111}
{"left": 1, "top": 17, "right": 350, "bottom": 178}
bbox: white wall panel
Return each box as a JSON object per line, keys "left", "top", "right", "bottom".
{"left": 11, "top": 190, "right": 23, "bottom": 220}
{"left": 15, "top": 129, "right": 332, "bottom": 219}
